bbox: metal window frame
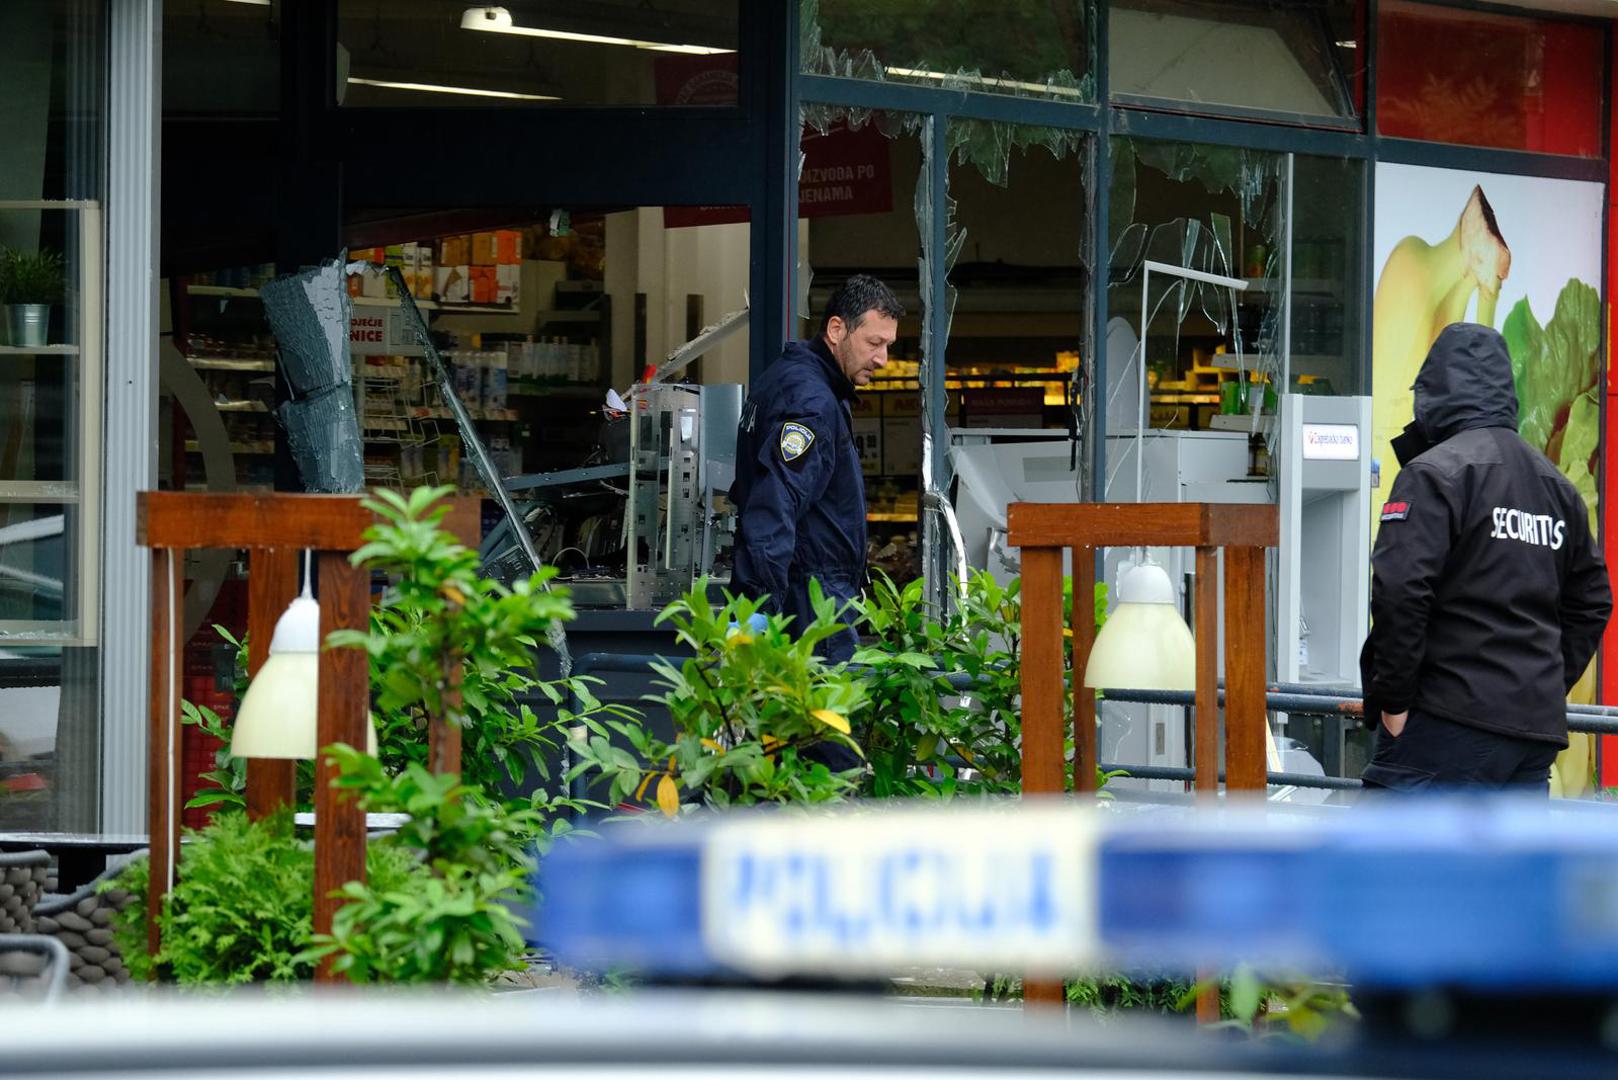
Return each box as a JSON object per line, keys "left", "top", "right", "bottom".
{"left": 100, "top": 0, "right": 161, "bottom": 832}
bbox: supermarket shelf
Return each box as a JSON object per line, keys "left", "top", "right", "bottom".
{"left": 867, "top": 512, "right": 917, "bottom": 523}
{"left": 410, "top": 406, "right": 519, "bottom": 422}
{"left": 0, "top": 344, "right": 78, "bottom": 356}
{"left": 188, "top": 284, "right": 262, "bottom": 298}
{"left": 185, "top": 441, "right": 276, "bottom": 456}
{"left": 0, "top": 481, "right": 78, "bottom": 504}
{"left": 188, "top": 356, "right": 276, "bottom": 372}
{"left": 190, "top": 286, "right": 522, "bottom": 317}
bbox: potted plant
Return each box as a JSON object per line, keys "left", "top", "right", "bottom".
{"left": 0, "top": 247, "right": 66, "bottom": 347}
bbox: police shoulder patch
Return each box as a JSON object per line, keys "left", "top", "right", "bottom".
{"left": 779, "top": 421, "right": 815, "bottom": 462}
{"left": 1381, "top": 500, "right": 1410, "bottom": 522}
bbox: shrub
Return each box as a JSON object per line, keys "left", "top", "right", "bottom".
{"left": 568, "top": 581, "right": 865, "bottom": 813}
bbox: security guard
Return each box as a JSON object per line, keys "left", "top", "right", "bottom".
{"left": 731, "top": 275, "right": 903, "bottom": 662}
{"left": 1360, "top": 322, "right": 1611, "bottom": 791}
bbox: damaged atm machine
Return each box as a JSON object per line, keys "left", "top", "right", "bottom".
{"left": 950, "top": 260, "right": 1373, "bottom": 797}
{"left": 478, "top": 306, "right": 748, "bottom": 645}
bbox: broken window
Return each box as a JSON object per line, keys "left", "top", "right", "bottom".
{"left": 945, "top": 123, "right": 1091, "bottom": 489}
{"left": 1110, "top": 0, "right": 1363, "bottom": 122}
{"left": 1105, "top": 135, "right": 1285, "bottom": 500}
{"left": 802, "top": 0, "right": 1095, "bottom": 102}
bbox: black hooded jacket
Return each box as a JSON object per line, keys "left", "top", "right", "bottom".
{"left": 1362, "top": 323, "right": 1611, "bottom": 746}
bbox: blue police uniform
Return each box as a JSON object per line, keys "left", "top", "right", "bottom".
{"left": 731, "top": 337, "right": 867, "bottom": 662}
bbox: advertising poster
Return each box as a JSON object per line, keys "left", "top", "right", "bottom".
{"left": 1371, "top": 162, "right": 1604, "bottom": 792}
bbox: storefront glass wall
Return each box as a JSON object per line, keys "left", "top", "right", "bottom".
{"left": 337, "top": 1, "right": 740, "bottom": 107}
{"left": 0, "top": 0, "right": 106, "bottom": 832}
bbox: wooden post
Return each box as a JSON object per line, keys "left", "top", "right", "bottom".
{"left": 1020, "top": 546, "right": 1066, "bottom": 1008}
{"left": 1193, "top": 546, "right": 1220, "bottom": 798}
{"left": 1070, "top": 547, "right": 1097, "bottom": 794}
{"left": 1223, "top": 546, "right": 1268, "bottom": 791}
{"left": 431, "top": 650, "right": 464, "bottom": 777}
{"left": 1019, "top": 547, "right": 1066, "bottom": 797}
{"left": 245, "top": 547, "right": 300, "bottom": 819}
{"left": 145, "top": 548, "right": 183, "bottom": 957}
{"left": 312, "top": 551, "right": 371, "bottom": 980}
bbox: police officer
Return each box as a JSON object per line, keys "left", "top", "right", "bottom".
{"left": 1360, "top": 322, "right": 1611, "bottom": 791}
{"left": 731, "top": 274, "right": 903, "bottom": 661}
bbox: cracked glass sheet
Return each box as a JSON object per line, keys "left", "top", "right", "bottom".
{"left": 1104, "top": 137, "right": 1284, "bottom": 501}
{"left": 802, "top": 0, "right": 1096, "bottom": 103}
{"left": 942, "top": 122, "right": 1092, "bottom": 508}
{"left": 261, "top": 256, "right": 365, "bottom": 493}
{"left": 1108, "top": 0, "right": 1363, "bottom": 120}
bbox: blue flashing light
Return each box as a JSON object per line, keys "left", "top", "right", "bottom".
{"left": 536, "top": 838, "right": 715, "bottom": 977}
{"left": 535, "top": 799, "right": 1618, "bottom": 990}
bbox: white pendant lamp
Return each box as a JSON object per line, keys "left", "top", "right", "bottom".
{"left": 231, "top": 568, "right": 378, "bottom": 759}
{"left": 1083, "top": 554, "right": 1197, "bottom": 692}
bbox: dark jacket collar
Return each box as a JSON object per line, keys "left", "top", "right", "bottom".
{"left": 804, "top": 336, "right": 855, "bottom": 402}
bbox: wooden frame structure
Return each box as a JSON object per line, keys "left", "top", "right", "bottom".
{"left": 1009, "top": 502, "right": 1279, "bottom": 1010}
{"left": 136, "top": 491, "right": 477, "bottom": 980}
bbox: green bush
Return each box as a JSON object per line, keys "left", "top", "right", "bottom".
{"left": 304, "top": 747, "right": 559, "bottom": 984}
{"left": 104, "top": 809, "right": 417, "bottom": 986}
{"left": 853, "top": 570, "right": 1117, "bottom": 797}
{"left": 568, "top": 580, "right": 866, "bottom": 813}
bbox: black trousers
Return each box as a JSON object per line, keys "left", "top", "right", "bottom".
{"left": 1360, "top": 708, "right": 1560, "bottom": 793}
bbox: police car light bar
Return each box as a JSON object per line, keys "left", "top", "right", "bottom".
{"left": 535, "top": 799, "right": 1618, "bottom": 990}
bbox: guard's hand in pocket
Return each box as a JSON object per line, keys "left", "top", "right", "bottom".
{"left": 1382, "top": 710, "right": 1408, "bottom": 738}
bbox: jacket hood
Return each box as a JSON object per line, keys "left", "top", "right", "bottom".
{"left": 1412, "top": 322, "right": 1519, "bottom": 444}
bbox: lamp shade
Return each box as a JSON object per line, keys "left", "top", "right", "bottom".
{"left": 1083, "top": 560, "right": 1196, "bottom": 691}
{"left": 461, "top": 6, "right": 513, "bottom": 30}
{"left": 231, "top": 592, "right": 378, "bottom": 759}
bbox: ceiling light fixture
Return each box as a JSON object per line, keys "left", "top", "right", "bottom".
{"left": 346, "top": 76, "right": 558, "bottom": 102}
{"left": 221, "top": 0, "right": 273, "bottom": 6}
{"left": 460, "top": 5, "right": 732, "bottom": 56}
{"left": 883, "top": 66, "right": 1086, "bottom": 98}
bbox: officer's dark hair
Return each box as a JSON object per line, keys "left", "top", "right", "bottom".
{"left": 820, "top": 274, "right": 904, "bottom": 336}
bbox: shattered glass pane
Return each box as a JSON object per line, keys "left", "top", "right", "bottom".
{"left": 1104, "top": 136, "right": 1365, "bottom": 490}
{"left": 803, "top": 0, "right": 1096, "bottom": 103}
{"left": 1104, "top": 136, "right": 1285, "bottom": 500}
{"left": 1110, "top": 0, "right": 1363, "bottom": 120}
{"left": 945, "top": 122, "right": 1091, "bottom": 557}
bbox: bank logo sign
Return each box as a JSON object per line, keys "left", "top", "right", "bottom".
{"left": 1302, "top": 423, "right": 1360, "bottom": 461}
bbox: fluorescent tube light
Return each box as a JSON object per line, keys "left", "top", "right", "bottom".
{"left": 346, "top": 76, "right": 557, "bottom": 101}
{"left": 883, "top": 66, "right": 1087, "bottom": 98}
{"left": 460, "top": 5, "right": 732, "bottom": 55}
{"left": 222, "top": 0, "right": 272, "bottom": 6}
